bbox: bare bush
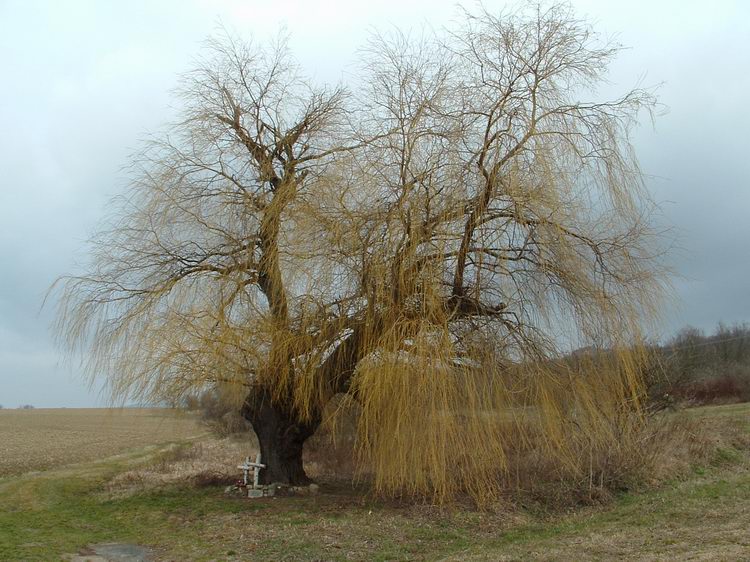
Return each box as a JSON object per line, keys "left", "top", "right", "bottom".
{"left": 193, "top": 389, "right": 253, "bottom": 437}
{"left": 647, "top": 323, "right": 750, "bottom": 406}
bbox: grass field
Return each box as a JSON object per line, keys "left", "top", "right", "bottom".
{"left": 0, "top": 404, "right": 748, "bottom": 560}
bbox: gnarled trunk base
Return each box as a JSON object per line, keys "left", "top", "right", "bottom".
{"left": 241, "top": 387, "right": 321, "bottom": 486}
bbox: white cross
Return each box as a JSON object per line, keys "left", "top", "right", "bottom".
{"left": 237, "top": 453, "right": 265, "bottom": 488}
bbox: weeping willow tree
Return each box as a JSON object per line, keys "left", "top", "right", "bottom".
{"left": 55, "top": 4, "right": 665, "bottom": 502}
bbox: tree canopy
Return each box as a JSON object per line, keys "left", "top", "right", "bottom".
{"left": 56, "top": 4, "right": 665, "bottom": 503}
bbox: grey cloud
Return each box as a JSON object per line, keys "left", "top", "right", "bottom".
{"left": 1, "top": 0, "right": 748, "bottom": 406}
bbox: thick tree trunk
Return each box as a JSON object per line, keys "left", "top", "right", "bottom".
{"left": 241, "top": 387, "right": 321, "bottom": 486}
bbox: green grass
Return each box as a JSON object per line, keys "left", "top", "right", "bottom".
{"left": 1, "top": 403, "right": 749, "bottom": 561}
{"left": 0, "top": 446, "right": 243, "bottom": 561}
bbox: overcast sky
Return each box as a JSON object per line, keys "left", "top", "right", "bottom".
{"left": 1, "top": 0, "right": 748, "bottom": 407}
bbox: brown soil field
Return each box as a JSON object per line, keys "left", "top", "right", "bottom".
{"left": 0, "top": 408, "right": 206, "bottom": 477}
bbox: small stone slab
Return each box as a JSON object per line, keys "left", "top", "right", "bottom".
{"left": 289, "top": 483, "right": 320, "bottom": 496}
{"left": 64, "top": 543, "right": 153, "bottom": 562}
{"left": 247, "top": 485, "right": 276, "bottom": 498}
{"left": 267, "top": 483, "right": 320, "bottom": 497}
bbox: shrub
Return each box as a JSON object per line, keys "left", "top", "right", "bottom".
{"left": 646, "top": 323, "right": 750, "bottom": 408}
{"left": 192, "top": 389, "right": 252, "bottom": 437}
{"left": 684, "top": 373, "right": 750, "bottom": 405}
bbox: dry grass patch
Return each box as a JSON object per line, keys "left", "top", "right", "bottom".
{"left": 104, "top": 436, "right": 256, "bottom": 498}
